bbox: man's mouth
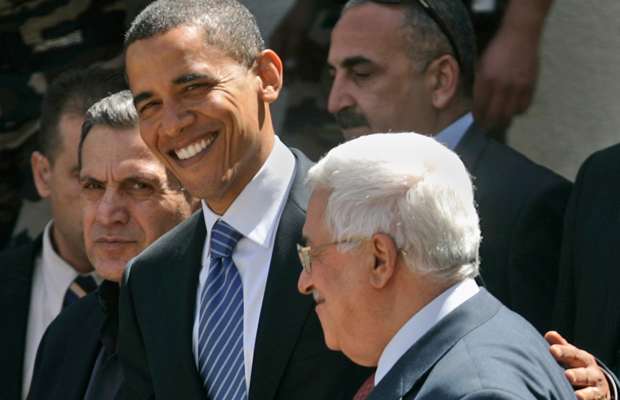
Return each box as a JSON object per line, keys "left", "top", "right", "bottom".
{"left": 174, "top": 133, "right": 218, "bottom": 160}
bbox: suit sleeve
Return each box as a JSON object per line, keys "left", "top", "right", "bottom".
{"left": 118, "top": 263, "right": 155, "bottom": 400}
{"left": 507, "top": 178, "right": 572, "bottom": 334}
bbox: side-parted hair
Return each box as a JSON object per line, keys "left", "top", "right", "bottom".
{"left": 124, "top": 0, "right": 264, "bottom": 68}
{"left": 343, "top": 0, "right": 477, "bottom": 100}
{"left": 39, "top": 68, "right": 127, "bottom": 166}
{"left": 78, "top": 90, "right": 138, "bottom": 169}
{"left": 306, "top": 132, "right": 480, "bottom": 283}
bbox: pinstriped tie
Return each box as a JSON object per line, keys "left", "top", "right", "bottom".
{"left": 63, "top": 275, "right": 97, "bottom": 309}
{"left": 198, "top": 220, "right": 247, "bottom": 400}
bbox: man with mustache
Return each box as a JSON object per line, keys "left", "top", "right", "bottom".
{"left": 327, "top": 0, "right": 571, "bottom": 337}
{"left": 26, "top": 90, "right": 200, "bottom": 400}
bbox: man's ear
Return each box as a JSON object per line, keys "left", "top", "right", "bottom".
{"left": 369, "top": 233, "right": 399, "bottom": 289}
{"left": 255, "top": 49, "right": 283, "bottom": 103}
{"left": 31, "top": 151, "right": 52, "bottom": 199}
{"left": 427, "top": 54, "right": 460, "bottom": 110}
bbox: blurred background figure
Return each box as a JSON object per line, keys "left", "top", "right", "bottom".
{"left": 0, "top": 67, "right": 127, "bottom": 400}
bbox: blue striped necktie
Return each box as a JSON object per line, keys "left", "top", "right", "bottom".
{"left": 63, "top": 275, "right": 97, "bottom": 309}
{"left": 198, "top": 220, "right": 247, "bottom": 400}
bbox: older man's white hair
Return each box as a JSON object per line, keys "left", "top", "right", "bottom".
{"left": 306, "top": 132, "right": 480, "bottom": 283}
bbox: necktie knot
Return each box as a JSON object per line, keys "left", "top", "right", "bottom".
{"left": 210, "top": 220, "right": 243, "bottom": 259}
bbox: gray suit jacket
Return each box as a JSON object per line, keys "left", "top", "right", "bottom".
{"left": 368, "top": 289, "right": 576, "bottom": 400}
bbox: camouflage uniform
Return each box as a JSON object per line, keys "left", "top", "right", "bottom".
{"left": 0, "top": 0, "right": 127, "bottom": 248}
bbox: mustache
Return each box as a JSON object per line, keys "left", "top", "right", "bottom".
{"left": 312, "top": 289, "right": 324, "bottom": 303}
{"left": 334, "top": 111, "right": 370, "bottom": 130}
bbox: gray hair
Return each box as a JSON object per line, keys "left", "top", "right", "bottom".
{"left": 125, "top": 0, "right": 264, "bottom": 68}
{"left": 78, "top": 90, "right": 138, "bottom": 169}
{"left": 342, "top": 0, "right": 477, "bottom": 100}
{"left": 306, "top": 132, "right": 480, "bottom": 283}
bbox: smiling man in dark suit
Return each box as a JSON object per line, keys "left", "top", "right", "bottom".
{"left": 297, "top": 132, "right": 576, "bottom": 400}
{"left": 118, "top": 0, "right": 371, "bottom": 399}
{"left": 326, "top": 0, "right": 571, "bottom": 335}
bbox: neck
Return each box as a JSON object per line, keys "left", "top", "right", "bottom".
{"left": 50, "top": 224, "right": 93, "bottom": 274}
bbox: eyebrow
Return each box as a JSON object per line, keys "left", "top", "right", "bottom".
{"left": 132, "top": 73, "right": 215, "bottom": 107}
{"left": 341, "top": 56, "right": 374, "bottom": 69}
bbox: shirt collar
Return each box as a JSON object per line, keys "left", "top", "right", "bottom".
{"left": 375, "top": 278, "right": 479, "bottom": 385}
{"left": 202, "top": 136, "right": 296, "bottom": 249}
{"left": 41, "top": 220, "right": 103, "bottom": 311}
{"left": 433, "top": 112, "right": 474, "bottom": 150}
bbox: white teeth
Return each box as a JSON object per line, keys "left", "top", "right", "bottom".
{"left": 174, "top": 135, "right": 217, "bottom": 160}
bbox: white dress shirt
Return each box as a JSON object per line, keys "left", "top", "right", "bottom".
{"left": 192, "top": 137, "right": 296, "bottom": 393}
{"left": 375, "top": 278, "right": 480, "bottom": 385}
{"left": 433, "top": 112, "right": 474, "bottom": 151}
{"left": 22, "top": 220, "right": 102, "bottom": 399}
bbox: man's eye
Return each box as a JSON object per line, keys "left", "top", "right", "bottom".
{"left": 140, "top": 101, "right": 158, "bottom": 112}
{"left": 354, "top": 72, "right": 371, "bottom": 79}
{"left": 83, "top": 182, "right": 102, "bottom": 190}
{"left": 131, "top": 182, "right": 149, "bottom": 190}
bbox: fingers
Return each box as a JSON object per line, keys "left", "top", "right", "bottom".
{"left": 545, "top": 331, "right": 569, "bottom": 346}
{"left": 566, "top": 367, "right": 603, "bottom": 387}
{"left": 575, "top": 386, "right": 609, "bottom": 400}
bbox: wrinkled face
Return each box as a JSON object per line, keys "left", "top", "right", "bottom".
{"left": 328, "top": 3, "right": 433, "bottom": 140}
{"left": 47, "top": 113, "right": 90, "bottom": 267}
{"left": 80, "top": 126, "right": 195, "bottom": 282}
{"left": 297, "top": 188, "right": 373, "bottom": 361}
{"left": 125, "top": 25, "right": 273, "bottom": 214}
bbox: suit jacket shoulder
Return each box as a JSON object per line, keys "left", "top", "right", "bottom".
{"left": 456, "top": 123, "right": 572, "bottom": 333}
{"left": 0, "top": 235, "right": 42, "bottom": 400}
{"left": 553, "top": 143, "right": 620, "bottom": 372}
{"left": 368, "top": 289, "right": 576, "bottom": 400}
{"left": 27, "top": 290, "right": 105, "bottom": 400}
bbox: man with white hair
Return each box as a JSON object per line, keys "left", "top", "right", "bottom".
{"left": 297, "top": 133, "right": 576, "bottom": 399}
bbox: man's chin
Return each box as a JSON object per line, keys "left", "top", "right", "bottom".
{"left": 342, "top": 126, "right": 373, "bottom": 141}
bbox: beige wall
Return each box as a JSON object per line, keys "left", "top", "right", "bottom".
{"left": 507, "top": 0, "right": 620, "bottom": 181}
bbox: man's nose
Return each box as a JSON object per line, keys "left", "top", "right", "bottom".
{"left": 327, "top": 73, "right": 356, "bottom": 116}
{"left": 96, "top": 190, "right": 130, "bottom": 226}
{"left": 297, "top": 268, "right": 314, "bottom": 295}
{"left": 160, "top": 98, "right": 196, "bottom": 137}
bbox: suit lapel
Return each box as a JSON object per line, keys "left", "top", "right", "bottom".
{"left": 249, "top": 149, "right": 314, "bottom": 400}
{"left": 367, "top": 289, "right": 502, "bottom": 400}
{"left": 0, "top": 235, "right": 41, "bottom": 400}
{"left": 167, "top": 211, "right": 208, "bottom": 396}
{"left": 59, "top": 295, "right": 107, "bottom": 399}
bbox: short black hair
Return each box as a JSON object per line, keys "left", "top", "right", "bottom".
{"left": 39, "top": 68, "right": 127, "bottom": 166}
{"left": 343, "top": 0, "right": 477, "bottom": 100}
{"left": 79, "top": 90, "right": 138, "bottom": 170}
{"left": 125, "top": 0, "right": 264, "bottom": 68}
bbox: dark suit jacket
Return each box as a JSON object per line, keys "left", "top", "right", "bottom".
{"left": 456, "top": 123, "right": 572, "bottom": 333}
{"left": 0, "top": 234, "right": 42, "bottom": 400}
{"left": 118, "top": 149, "right": 372, "bottom": 400}
{"left": 367, "top": 289, "right": 576, "bottom": 400}
{"left": 552, "top": 143, "right": 620, "bottom": 374}
{"left": 27, "top": 280, "right": 122, "bottom": 400}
